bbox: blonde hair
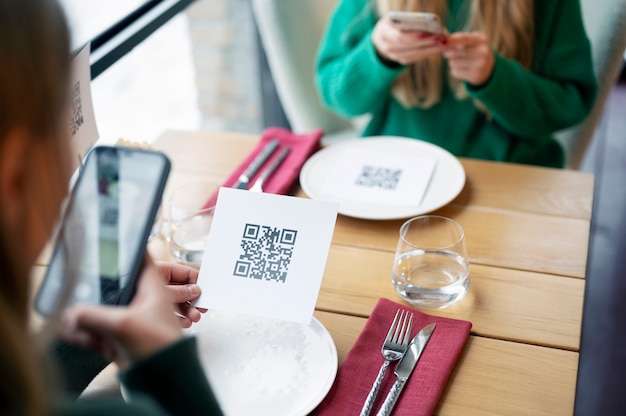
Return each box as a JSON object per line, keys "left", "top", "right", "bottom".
{"left": 376, "top": 0, "right": 534, "bottom": 108}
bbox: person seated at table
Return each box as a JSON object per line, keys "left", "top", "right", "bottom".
{"left": 315, "top": 0, "right": 598, "bottom": 168}
{"left": 0, "top": 0, "right": 222, "bottom": 414}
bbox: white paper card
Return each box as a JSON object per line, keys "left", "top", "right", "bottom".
{"left": 69, "top": 43, "right": 99, "bottom": 169}
{"left": 195, "top": 188, "right": 338, "bottom": 324}
{"left": 321, "top": 149, "right": 437, "bottom": 206}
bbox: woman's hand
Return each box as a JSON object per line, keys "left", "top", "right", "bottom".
{"left": 443, "top": 32, "right": 495, "bottom": 86}
{"left": 59, "top": 256, "right": 185, "bottom": 370}
{"left": 157, "top": 261, "right": 207, "bottom": 328}
{"left": 372, "top": 16, "right": 446, "bottom": 65}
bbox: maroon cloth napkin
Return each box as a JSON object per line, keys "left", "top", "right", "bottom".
{"left": 202, "top": 127, "right": 322, "bottom": 209}
{"left": 315, "top": 298, "right": 472, "bottom": 416}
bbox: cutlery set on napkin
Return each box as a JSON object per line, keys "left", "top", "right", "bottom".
{"left": 201, "top": 127, "right": 322, "bottom": 208}
{"left": 315, "top": 298, "right": 472, "bottom": 416}
{"left": 232, "top": 138, "right": 286, "bottom": 191}
{"left": 359, "top": 309, "right": 437, "bottom": 416}
{"left": 228, "top": 128, "right": 319, "bottom": 193}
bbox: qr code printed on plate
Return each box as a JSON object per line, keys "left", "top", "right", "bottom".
{"left": 355, "top": 165, "right": 402, "bottom": 190}
{"left": 70, "top": 81, "right": 84, "bottom": 136}
{"left": 233, "top": 223, "right": 297, "bottom": 283}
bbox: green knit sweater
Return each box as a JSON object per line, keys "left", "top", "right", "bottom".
{"left": 315, "top": 0, "right": 597, "bottom": 167}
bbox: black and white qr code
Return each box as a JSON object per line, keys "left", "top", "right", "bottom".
{"left": 70, "top": 81, "right": 84, "bottom": 136}
{"left": 233, "top": 223, "right": 297, "bottom": 283}
{"left": 355, "top": 165, "right": 402, "bottom": 190}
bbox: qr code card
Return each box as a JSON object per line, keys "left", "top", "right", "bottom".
{"left": 195, "top": 187, "right": 338, "bottom": 324}
{"left": 322, "top": 148, "right": 437, "bottom": 207}
{"left": 69, "top": 43, "right": 99, "bottom": 169}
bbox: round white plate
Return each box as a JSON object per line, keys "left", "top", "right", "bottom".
{"left": 300, "top": 136, "right": 466, "bottom": 220}
{"left": 186, "top": 311, "right": 338, "bottom": 416}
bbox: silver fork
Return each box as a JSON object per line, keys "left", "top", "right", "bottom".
{"left": 359, "top": 309, "right": 413, "bottom": 416}
{"left": 249, "top": 146, "right": 291, "bottom": 192}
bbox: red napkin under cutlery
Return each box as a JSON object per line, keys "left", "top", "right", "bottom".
{"left": 314, "top": 298, "right": 472, "bottom": 416}
{"left": 202, "top": 127, "right": 322, "bottom": 209}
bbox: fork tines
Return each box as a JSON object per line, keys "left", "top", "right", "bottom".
{"left": 387, "top": 309, "right": 413, "bottom": 348}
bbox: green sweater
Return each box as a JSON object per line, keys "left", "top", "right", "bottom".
{"left": 315, "top": 0, "right": 597, "bottom": 167}
{"left": 52, "top": 337, "right": 223, "bottom": 415}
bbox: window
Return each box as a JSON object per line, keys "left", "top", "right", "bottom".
{"left": 59, "top": 0, "right": 200, "bottom": 144}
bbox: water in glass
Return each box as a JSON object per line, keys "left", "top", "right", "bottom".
{"left": 168, "top": 213, "right": 213, "bottom": 266}
{"left": 392, "top": 249, "right": 469, "bottom": 309}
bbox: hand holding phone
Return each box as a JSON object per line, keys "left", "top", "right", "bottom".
{"left": 387, "top": 11, "right": 444, "bottom": 34}
{"left": 36, "top": 146, "right": 170, "bottom": 316}
{"left": 373, "top": 11, "right": 447, "bottom": 65}
{"left": 59, "top": 256, "right": 185, "bottom": 369}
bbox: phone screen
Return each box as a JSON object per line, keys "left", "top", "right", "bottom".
{"left": 387, "top": 11, "right": 444, "bottom": 34}
{"left": 36, "top": 146, "right": 170, "bottom": 316}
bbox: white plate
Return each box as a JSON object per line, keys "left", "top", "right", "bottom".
{"left": 186, "top": 310, "right": 338, "bottom": 416}
{"left": 300, "top": 136, "right": 466, "bottom": 220}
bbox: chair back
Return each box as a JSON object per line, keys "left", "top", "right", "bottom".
{"left": 253, "top": 0, "right": 626, "bottom": 164}
{"left": 251, "top": 0, "right": 356, "bottom": 137}
{"left": 555, "top": 0, "right": 626, "bottom": 169}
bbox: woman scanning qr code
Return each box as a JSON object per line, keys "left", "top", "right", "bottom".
{"left": 315, "top": 0, "right": 597, "bottom": 167}
{"left": 0, "top": 0, "right": 223, "bottom": 414}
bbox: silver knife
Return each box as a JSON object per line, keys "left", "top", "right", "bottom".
{"left": 375, "top": 323, "right": 436, "bottom": 416}
{"left": 232, "top": 138, "right": 280, "bottom": 189}
{"left": 249, "top": 146, "right": 291, "bottom": 192}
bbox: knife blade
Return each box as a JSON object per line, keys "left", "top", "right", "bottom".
{"left": 375, "top": 323, "right": 436, "bottom": 416}
{"left": 249, "top": 146, "right": 291, "bottom": 192}
{"left": 232, "top": 138, "right": 280, "bottom": 189}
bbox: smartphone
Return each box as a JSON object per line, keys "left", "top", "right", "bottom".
{"left": 387, "top": 11, "right": 444, "bottom": 34}
{"left": 35, "top": 146, "right": 171, "bottom": 316}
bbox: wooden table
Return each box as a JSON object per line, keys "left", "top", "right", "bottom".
{"left": 30, "top": 129, "right": 592, "bottom": 414}
{"left": 148, "top": 129, "right": 594, "bottom": 415}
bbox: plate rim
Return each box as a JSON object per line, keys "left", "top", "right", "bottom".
{"left": 192, "top": 313, "right": 338, "bottom": 416}
{"left": 297, "top": 316, "right": 338, "bottom": 415}
{"left": 300, "top": 136, "right": 466, "bottom": 220}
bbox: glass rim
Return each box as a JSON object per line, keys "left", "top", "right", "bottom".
{"left": 169, "top": 181, "right": 220, "bottom": 212}
{"left": 399, "top": 214, "right": 465, "bottom": 250}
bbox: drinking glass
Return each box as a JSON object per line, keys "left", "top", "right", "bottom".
{"left": 392, "top": 215, "right": 469, "bottom": 309}
{"left": 166, "top": 182, "right": 218, "bottom": 267}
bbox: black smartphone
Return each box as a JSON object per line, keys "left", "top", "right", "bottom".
{"left": 35, "top": 145, "right": 170, "bottom": 316}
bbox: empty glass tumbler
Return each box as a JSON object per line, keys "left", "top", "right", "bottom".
{"left": 166, "top": 182, "right": 218, "bottom": 267}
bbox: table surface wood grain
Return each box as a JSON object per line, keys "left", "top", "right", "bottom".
{"left": 33, "top": 129, "right": 594, "bottom": 415}
{"left": 153, "top": 129, "right": 594, "bottom": 415}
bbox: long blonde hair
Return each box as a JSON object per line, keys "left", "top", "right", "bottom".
{"left": 376, "top": 0, "right": 534, "bottom": 108}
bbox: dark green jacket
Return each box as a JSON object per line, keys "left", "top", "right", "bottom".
{"left": 315, "top": 0, "right": 597, "bottom": 167}
{"left": 52, "top": 337, "right": 222, "bottom": 415}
